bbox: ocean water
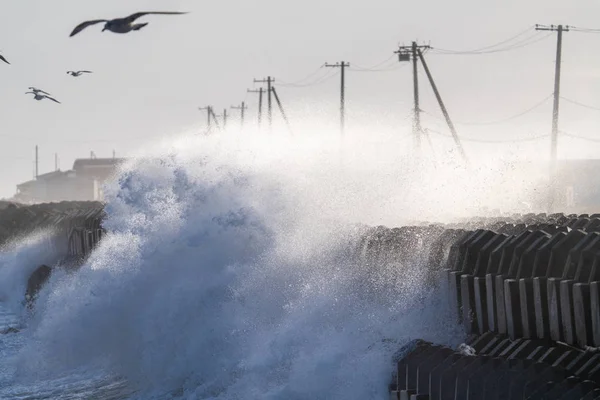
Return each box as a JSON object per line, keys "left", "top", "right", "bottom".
{"left": 0, "top": 130, "right": 485, "bottom": 399}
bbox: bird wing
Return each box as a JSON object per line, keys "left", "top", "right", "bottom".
{"left": 80, "top": 70, "right": 93, "bottom": 73}
{"left": 39, "top": 89, "right": 51, "bottom": 95}
{"left": 124, "top": 11, "right": 188, "bottom": 24}
{"left": 0, "top": 54, "right": 9, "bottom": 65}
{"left": 45, "top": 96, "right": 61, "bottom": 104}
{"left": 70, "top": 19, "right": 108, "bottom": 37}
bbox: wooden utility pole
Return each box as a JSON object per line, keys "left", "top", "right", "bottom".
{"left": 325, "top": 61, "right": 350, "bottom": 138}
{"left": 536, "top": 24, "right": 570, "bottom": 212}
{"left": 254, "top": 77, "right": 275, "bottom": 130}
{"left": 395, "top": 43, "right": 430, "bottom": 153}
{"left": 231, "top": 102, "right": 248, "bottom": 128}
{"left": 247, "top": 88, "right": 264, "bottom": 130}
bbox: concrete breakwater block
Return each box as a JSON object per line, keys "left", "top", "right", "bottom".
{"left": 437, "top": 214, "right": 600, "bottom": 353}
{"left": 390, "top": 333, "right": 600, "bottom": 400}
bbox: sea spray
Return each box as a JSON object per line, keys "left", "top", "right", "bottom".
{"left": 4, "top": 130, "right": 537, "bottom": 398}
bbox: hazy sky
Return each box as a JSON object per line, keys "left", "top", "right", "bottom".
{"left": 0, "top": 0, "right": 599, "bottom": 198}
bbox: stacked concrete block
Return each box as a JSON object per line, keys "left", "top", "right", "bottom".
{"left": 390, "top": 333, "right": 600, "bottom": 400}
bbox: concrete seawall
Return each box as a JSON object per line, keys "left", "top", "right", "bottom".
{"left": 3, "top": 203, "right": 600, "bottom": 398}
{"left": 384, "top": 213, "right": 600, "bottom": 399}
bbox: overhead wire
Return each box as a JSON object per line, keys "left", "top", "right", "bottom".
{"left": 570, "top": 26, "right": 600, "bottom": 33}
{"left": 431, "top": 31, "right": 552, "bottom": 55}
{"left": 277, "top": 69, "right": 339, "bottom": 88}
{"left": 349, "top": 55, "right": 397, "bottom": 71}
{"left": 277, "top": 64, "right": 329, "bottom": 86}
{"left": 424, "top": 128, "right": 549, "bottom": 143}
{"left": 560, "top": 96, "right": 600, "bottom": 112}
{"left": 561, "top": 131, "right": 600, "bottom": 143}
{"left": 433, "top": 25, "right": 535, "bottom": 54}
{"left": 422, "top": 94, "right": 553, "bottom": 126}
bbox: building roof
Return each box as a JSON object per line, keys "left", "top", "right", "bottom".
{"left": 72, "top": 158, "right": 126, "bottom": 170}
{"left": 16, "top": 179, "right": 37, "bottom": 189}
{"left": 36, "top": 170, "right": 68, "bottom": 181}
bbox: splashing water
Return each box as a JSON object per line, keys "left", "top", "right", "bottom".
{"left": 0, "top": 128, "right": 542, "bottom": 399}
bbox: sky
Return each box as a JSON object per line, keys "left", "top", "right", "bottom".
{"left": 0, "top": 0, "right": 599, "bottom": 198}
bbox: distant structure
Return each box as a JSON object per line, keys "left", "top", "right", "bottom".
{"left": 497, "top": 159, "right": 600, "bottom": 214}
{"left": 14, "top": 157, "right": 125, "bottom": 203}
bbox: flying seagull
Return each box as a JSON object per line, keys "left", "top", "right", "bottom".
{"left": 67, "top": 70, "right": 92, "bottom": 77}
{"left": 69, "top": 12, "right": 188, "bottom": 37}
{"left": 25, "top": 92, "right": 61, "bottom": 104}
{"left": 28, "top": 87, "right": 51, "bottom": 96}
{"left": 0, "top": 54, "right": 9, "bottom": 65}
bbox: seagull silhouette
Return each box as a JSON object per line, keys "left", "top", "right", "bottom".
{"left": 25, "top": 92, "right": 61, "bottom": 104}
{"left": 28, "top": 87, "right": 51, "bottom": 96}
{"left": 70, "top": 11, "right": 188, "bottom": 37}
{"left": 67, "top": 70, "right": 92, "bottom": 77}
{"left": 0, "top": 53, "right": 9, "bottom": 65}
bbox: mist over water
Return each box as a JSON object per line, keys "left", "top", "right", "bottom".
{"left": 0, "top": 126, "right": 547, "bottom": 399}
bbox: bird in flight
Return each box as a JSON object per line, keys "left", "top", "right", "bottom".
{"left": 70, "top": 12, "right": 188, "bottom": 37}
{"left": 28, "top": 87, "right": 52, "bottom": 96}
{"left": 25, "top": 92, "right": 61, "bottom": 104}
{"left": 0, "top": 53, "right": 9, "bottom": 65}
{"left": 67, "top": 70, "right": 93, "bottom": 77}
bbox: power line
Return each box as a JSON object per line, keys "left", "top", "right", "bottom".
{"left": 348, "top": 63, "right": 407, "bottom": 72}
{"left": 422, "top": 94, "right": 553, "bottom": 126}
{"left": 561, "top": 131, "right": 600, "bottom": 143}
{"left": 560, "top": 96, "right": 600, "bottom": 112}
{"left": 350, "top": 55, "right": 397, "bottom": 71}
{"left": 431, "top": 31, "right": 552, "bottom": 55}
{"left": 425, "top": 128, "right": 549, "bottom": 143}
{"left": 431, "top": 25, "right": 534, "bottom": 54}
{"left": 277, "top": 64, "right": 328, "bottom": 86}
{"left": 570, "top": 26, "right": 600, "bottom": 33}
{"left": 277, "top": 70, "right": 339, "bottom": 87}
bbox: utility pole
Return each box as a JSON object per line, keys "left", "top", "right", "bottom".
{"left": 395, "top": 43, "right": 430, "bottom": 153}
{"left": 198, "top": 106, "right": 213, "bottom": 132}
{"left": 247, "top": 88, "right": 264, "bottom": 129}
{"left": 536, "top": 24, "right": 570, "bottom": 213}
{"left": 231, "top": 102, "right": 248, "bottom": 129}
{"left": 417, "top": 49, "right": 468, "bottom": 164}
{"left": 254, "top": 77, "right": 275, "bottom": 130}
{"left": 271, "top": 86, "right": 293, "bottom": 134}
{"left": 325, "top": 61, "right": 350, "bottom": 138}
{"left": 35, "top": 145, "right": 38, "bottom": 178}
